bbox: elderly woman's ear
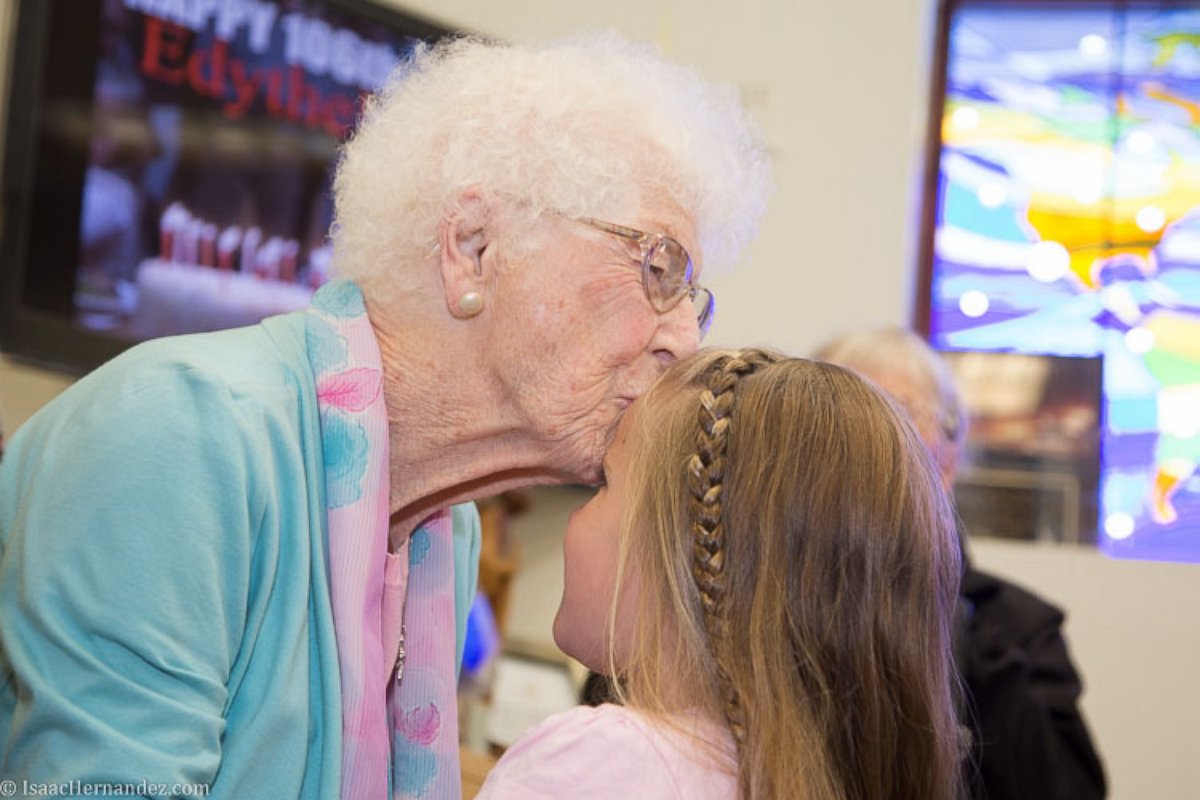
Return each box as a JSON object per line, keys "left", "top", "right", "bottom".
{"left": 439, "top": 190, "right": 495, "bottom": 320}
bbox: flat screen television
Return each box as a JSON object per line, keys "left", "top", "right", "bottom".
{"left": 1, "top": 0, "right": 452, "bottom": 373}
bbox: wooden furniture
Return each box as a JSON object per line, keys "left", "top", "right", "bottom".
{"left": 460, "top": 744, "right": 498, "bottom": 798}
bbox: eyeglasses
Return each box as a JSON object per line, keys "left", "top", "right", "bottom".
{"left": 573, "top": 217, "right": 715, "bottom": 338}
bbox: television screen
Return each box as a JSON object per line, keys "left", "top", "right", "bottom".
{"left": 923, "top": 1, "right": 1200, "bottom": 563}
{"left": 1, "top": 0, "right": 450, "bottom": 371}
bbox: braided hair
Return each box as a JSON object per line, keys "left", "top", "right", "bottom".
{"left": 686, "top": 349, "right": 777, "bottom": 750}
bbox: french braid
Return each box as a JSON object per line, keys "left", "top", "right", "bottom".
{"left": 687, "top": 348, "right": 776, "bottom": 750}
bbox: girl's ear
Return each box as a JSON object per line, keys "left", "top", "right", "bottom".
{"left": 437, "top": 188, "right": 495, "bottom": 318}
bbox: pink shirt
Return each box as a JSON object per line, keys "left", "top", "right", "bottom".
{"left": 476, "top": 704, "right": 738, "bottom": 799}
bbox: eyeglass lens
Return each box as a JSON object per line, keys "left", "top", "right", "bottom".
{"left": 643, "top": 235, "right": 714, "bottom": 335}
{"left": 644, "top": 237, "right": 692, "bottom": 311}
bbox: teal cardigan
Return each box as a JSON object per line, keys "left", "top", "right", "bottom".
{"left": 0, "top": 312, "right": 481, "bottom": 798}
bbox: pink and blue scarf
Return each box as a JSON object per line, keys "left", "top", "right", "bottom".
{"left": 307, "top": 280, "right": 462, "bottom": 800}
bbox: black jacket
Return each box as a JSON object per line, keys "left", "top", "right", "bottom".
{"left": 960, "top": 563, "right": 1107, "bottom": 800}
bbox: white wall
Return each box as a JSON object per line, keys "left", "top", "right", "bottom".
{"left": 1, "top": 1, "right": 1197, "bottom": 797}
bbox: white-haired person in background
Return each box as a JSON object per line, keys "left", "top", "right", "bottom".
{"left": 0, "top": 34, "right": 769, "bottom": 800}
{"left": 814, "top": 327, "right": 1107, "bottom": 800}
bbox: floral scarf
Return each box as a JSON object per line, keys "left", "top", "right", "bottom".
{"left": 306, "top": 280, "right": 462, "bottom": 800}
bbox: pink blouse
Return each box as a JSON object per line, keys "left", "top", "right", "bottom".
{"left": 476, "top": 704, "right": 738, "bottom": 800}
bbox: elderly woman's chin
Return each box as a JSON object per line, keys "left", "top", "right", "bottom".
{"left": 557, "top": 427, "right": 618, "bottom": 487}
{"left": 576, "top": 398, "right": 636, "bottom": 485}
{"left": 525, "top": 395, "right": 630, "bottom": 485}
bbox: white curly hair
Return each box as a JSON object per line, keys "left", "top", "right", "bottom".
{"left": 330, "top": 32, "right": 771, "bottom": 294}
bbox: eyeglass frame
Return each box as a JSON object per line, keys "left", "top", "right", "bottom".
{"left": 571, "top": 216, "right": 715, "bottom": 338}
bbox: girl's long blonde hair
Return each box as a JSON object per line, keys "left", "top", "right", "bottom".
{"left": 609, "top": 348, "right": 963, "bottom": 800}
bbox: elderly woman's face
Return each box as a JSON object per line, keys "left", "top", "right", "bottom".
{"left": 495, "top": 201, "right": 703, "bottom": 483}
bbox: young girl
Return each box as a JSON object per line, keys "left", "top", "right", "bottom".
{"left": 476, "top": 349, "right": 965, "bottom": 800}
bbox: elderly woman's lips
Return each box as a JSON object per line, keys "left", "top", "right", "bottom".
{"left": 615, "top": 397, "right": 634, "bottom": 409}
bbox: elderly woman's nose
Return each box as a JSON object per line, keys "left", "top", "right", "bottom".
{"left": 652, "top": 301, "right": 702, "bottom": 364}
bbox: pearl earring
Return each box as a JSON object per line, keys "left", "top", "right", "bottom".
{"left": 459, "top": 291, "right": 484, "bottom": 317}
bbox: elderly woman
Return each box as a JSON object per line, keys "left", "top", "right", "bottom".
{"left": 0, "top": 35, "right": 768, "bottom": 800}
